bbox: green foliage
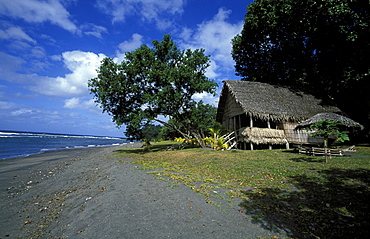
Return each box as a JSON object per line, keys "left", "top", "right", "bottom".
{"left": 173, "top": 137, "right": 199, "bottom": 147}
{"left": 204, "top": 123, "right": 231, "bottom": 150}
{"left": 174, "top": 137, "right": 185, "bottom": 143}
{"left": 159, "top": 119, "right": 183, "bottom": 140}
{"left": 89, "top": 34, "right": 217, "bottom": 140}
{"left": 233, "top": 0, "right": 370, "bottom": 128}
{"left": 203, "top": 136, "right": 229, "bottom": 150}
{"left": 308, "top": 120, "right": 350, "bottom": 145}
{"left": 159, "top": 101, "right": 217, "bottom": 147}
{"left": 141, "top": 124, "right": 162, "bottom": 141}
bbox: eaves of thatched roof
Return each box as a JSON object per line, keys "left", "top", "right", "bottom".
{"left": 295, "top": 113, "right": 364, "bottom": 130}
{"left": 216, "top": 80, "right": 341, "bottom": 123}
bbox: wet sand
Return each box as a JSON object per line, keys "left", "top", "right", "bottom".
{"left": 0, "top": 144, "right": 291, "bottom": 238}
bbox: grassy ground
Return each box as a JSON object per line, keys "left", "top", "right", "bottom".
{"left": 115, "top": 141, "right": 370, "bottom": 238}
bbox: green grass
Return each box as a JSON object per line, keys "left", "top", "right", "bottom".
{"left": 115, "top": 141, "right": 370, "bottom": 238}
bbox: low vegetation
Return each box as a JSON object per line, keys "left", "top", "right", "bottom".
{"left": 115, "top": 141, "right": 370, "bottom": 238}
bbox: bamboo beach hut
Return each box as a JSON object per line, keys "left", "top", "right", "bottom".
{"left": 216, "top": 80, "right": 342, "bottom": 150}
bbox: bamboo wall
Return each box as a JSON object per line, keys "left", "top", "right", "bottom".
{"left": 221, "top": 92, "right": 245, "bottom": 130}
{"left": 282, "top": 122, "right": 324, "bottom": 145}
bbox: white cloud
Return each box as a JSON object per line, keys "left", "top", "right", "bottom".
{"left": 0, "top": 101, "right": 37, "bottom": 119}
{"left": 118, "top": 33, "right": 143, "bottom": 52}
{"left": 11, "top": 108, "right": 33, "bottom": 116}
{"left": 50, "top": 54, "right": 62, "bottom": 61}
{"left": 82, "top": 23, "right": 108, "bottom": 38}
{"left": 205, "top": 61, "right": 219, "bottom": 79}
{"left": 29, "top": 51, "right": 107, "bottom": 97}
{"left": 96, "top": 0, "right": 185, "bottom": 29}
{"left": 179, "top": 8, "right": 243, "bottom": 78}
{"left": 0, "top": 101, "right": 17, "bottom": 110}
{"left": 0, "top": 0, "right": 78, "bottom": 33}
{"left": 0, "top": 26, "right": 36, "bottom": 43}
{"left": 30, "top": 46, "right": 46, "bottom": 58}
{"left": 114, "top": 33, "right": 144, "bottom": 63}
{"left": 63, "top": 97, "right": 96, "bottom": 110}
{"left": 0, "top": 99, "right": 117, "bottom": 136}
{"left": 0, "top": 50, "right": 106, "bottom": 98}
{"left": 0, "top": 52, "right": 26, "bottom": 74}
{"left": 63, "top": 97, "right": 80, "bottom": 109}
{"left": 192, "top": 92, "right": 218, "bottom": 107}
{"left": 0, "top": 52, "right": 37, "bottom": 85}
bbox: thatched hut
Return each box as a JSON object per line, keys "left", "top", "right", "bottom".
{"left": 295, "top": 113, "right": 364, "bottom": 130}
{"left": 216, "top": 80, "right": 342, "bottom": 150}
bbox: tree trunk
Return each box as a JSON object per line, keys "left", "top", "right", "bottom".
{"left": 324, "top": 137, "right": 328, "bottom": 163}
{"left": 154, "top": 119, "right": 190, "bottom": 139}
{"left": 193, "top": 132, "right": 206, "bottom": 148}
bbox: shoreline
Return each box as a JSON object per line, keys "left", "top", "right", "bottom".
{"left": 0, "top": 142, "right": 141, "bottom": 161}
{"left": 0, "top": 144, "right": 291, "bottom": 239}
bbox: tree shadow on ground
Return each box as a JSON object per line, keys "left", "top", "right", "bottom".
{"left": 283, "top": 150, "right": 324, "bottom": 162}
{"left": 289, "top": 157, "right": 322, "bottom": 163}
{"left": 240, "top": 168, "right": 370, "bottom": 238}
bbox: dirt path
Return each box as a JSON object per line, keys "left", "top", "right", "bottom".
{"left": 1, "top": 145, "right": 292, "bottom": 239}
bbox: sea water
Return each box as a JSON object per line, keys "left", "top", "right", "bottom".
{"left": 0, "top": 131, "right": 128, "bottom": 160}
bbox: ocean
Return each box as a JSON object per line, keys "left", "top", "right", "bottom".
{"left": 0, "top": 130, "right": 129, "bottom": 160}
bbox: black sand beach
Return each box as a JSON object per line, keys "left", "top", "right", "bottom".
{"left": 1, "top": 144, "right": 291, "bottom": 239}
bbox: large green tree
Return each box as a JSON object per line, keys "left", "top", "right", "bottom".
{"left": 89, "top": 35, "right": 218, "bottom": 146}
{"left": 232, "top": 0, "right": 370, "bottom": 131}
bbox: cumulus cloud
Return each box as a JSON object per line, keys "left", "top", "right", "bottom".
{"left": 192, "top": 92, "right": 218, "bottom": 107}
{"left": 96, "top": 0, "right": 185, "bottom": 29}
{"left": 0, "top": 26, "right": 36, "bottom": 43}
{"left": 114, "top": 33, "right": 144, "bottom": 63}
{"left": 0, "top": 0, "right": 78, "bottom": 33}
{"left": 179, "top": 8, "right": 243, "bottom": 76}
{"left": 176, "top": 8, "right": 243, "bottom": 105}
{"left": 118, "top": 33, "right": 143, "bottom": 52}
{"left": 63, "top": 97, "right": 97, "bottom": 111}
{"left": 29, "top": 51, "right": 107, "bottom": 97}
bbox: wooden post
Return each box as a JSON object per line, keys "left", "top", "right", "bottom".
{"left": 233, "top": 116, "right": 236, "bottom": 132}
{"left": 249, "top": 113, "right": 253, "bottom": 150}
{"left": 267, "top": 118, "right": 272, "bottom": 150}
{"left": 238, "top": 115, "right": 242, "bottom": 129}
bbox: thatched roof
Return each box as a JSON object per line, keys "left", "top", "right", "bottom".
{"left": 295, "top": 113, "right": 364, "bottom": 130}
{"left": 240, "top": 127, "right": 288, "bottom": 145}
{"left": 216, "top": 80, "right": 341, "bottom": 122}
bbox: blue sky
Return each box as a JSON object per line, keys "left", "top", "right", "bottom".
{"left": 0, "top": 0, "right": 252, "bottom": 137}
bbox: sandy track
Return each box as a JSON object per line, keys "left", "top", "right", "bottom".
{"left": 1, "top": 145, "right": 291, "bottom": 239}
